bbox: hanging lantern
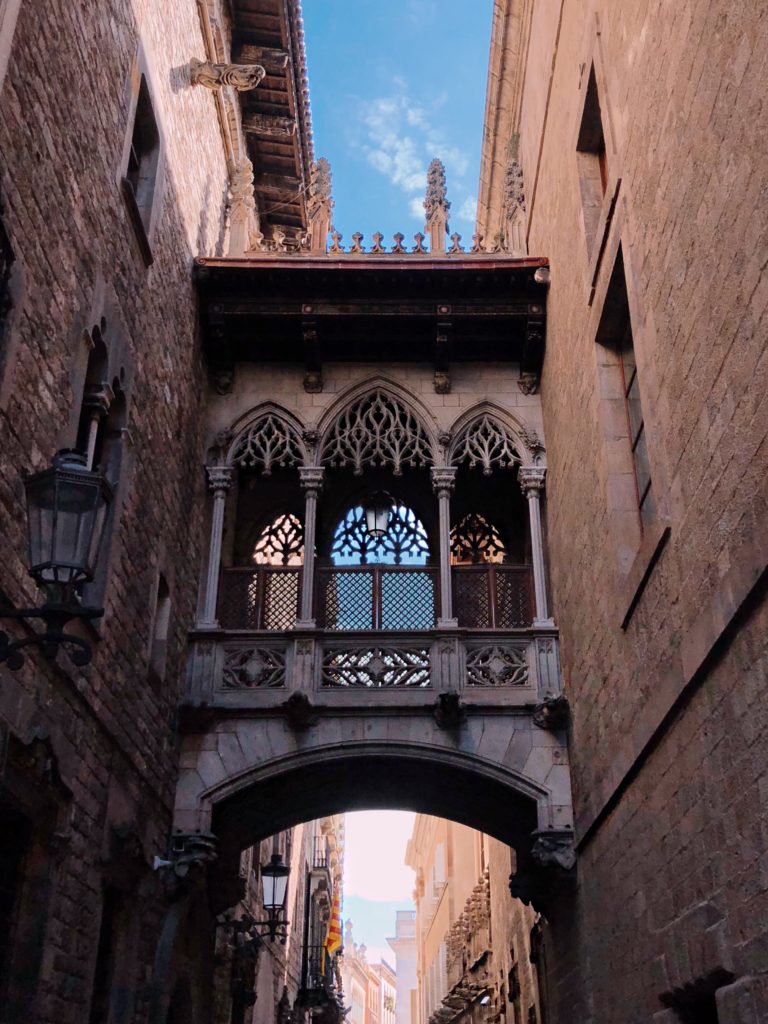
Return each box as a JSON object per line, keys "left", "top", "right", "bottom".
{"left": 363, "top": 492, "right": 393, "bottom": 539}
{"left": 24, "top": 449, "right": 112, "bottom": 604}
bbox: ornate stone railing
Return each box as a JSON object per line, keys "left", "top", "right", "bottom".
{"left": 184, "top": 627, "right": 562, "bottom": 708}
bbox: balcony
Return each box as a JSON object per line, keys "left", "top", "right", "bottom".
{"left": 187, "top": 573, "right": 558, "bottom": 712}
{"left": 215, "top": 564, "right": 534, "bottom": 633}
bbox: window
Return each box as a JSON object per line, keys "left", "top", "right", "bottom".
{"left": 89, "top": 887, "right": 126, "bottom": 1024}
{"left": 149, "top": 574, "right": 171, "bottom": 679}
{"left": 0, "top": 196, "right": 13, "bottom": 344}
{"left": 577, "top": 65, "right": 608, "bottom": 250}
{"left": 597, "top": 247, "right": 655, "bottom": 529}
{"left": 121, "top": 74, "right": 159, "bottom": 263}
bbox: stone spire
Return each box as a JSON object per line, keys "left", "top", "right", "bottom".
{"left": 424, "top": 158, "right": 450, "bottom": 254}
{"left": 307, "top": 157, "right": 334, "bottom": 252}
{"left": 502, "top": 156, "right": 527, "bottom": 256}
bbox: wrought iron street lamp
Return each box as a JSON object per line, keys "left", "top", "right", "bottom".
{"left": 0, "top": 449, "right": 111, "bottom": 669}
{"left": 363, "top": 492, "right": 393, "bottom": 539}
{"left": 257, "top": 851, "right": 291, "bottom": 942}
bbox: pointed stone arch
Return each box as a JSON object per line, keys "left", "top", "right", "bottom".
{"left": 447, "top": 403, "right": 545, "bottom": 471}
{"left": 316, "top": 378, "right": 439, "bottom": 474}
{"left": 225, "top": 403, "right": 308, "bottom": 473}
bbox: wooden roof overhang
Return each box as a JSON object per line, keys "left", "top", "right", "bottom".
{"left": 232, "top": 0, "right": 313, "bottom": 236}
{"left": 194, "top": 255, "right": 549, "bottom": 372}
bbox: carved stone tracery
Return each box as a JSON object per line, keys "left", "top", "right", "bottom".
{"left": 320, "top": 391, "right": 432, "bottom": 476}
{"left": 451, "top": 415, "right": 521, "bottom": 475}
{"left": 252, "top": 513, "right": 304, "bottom": 565}
{"left": 230, "top": 414, "right": 304, "bottom": 474}
{"left": 222, "top": 645, "right": 286, "bottom": 689}
{"left": 450, "top": 513, "right": 507, "bottom": 564}
{"left": 465, "top": 645, "right": 529, "bottom": 687}
{"left": 331, "top": 504, "right": 429, "bottom": 566}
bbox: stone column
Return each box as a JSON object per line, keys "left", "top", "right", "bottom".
{"left": 431, "top": 467, "right": 457, "bottom": 628}
{"left": 296, "top": 467, "right": 324, "bottom": 628}
{"left": 518, "top": 466, "right": 554, "bottom": 627}
{"left": 198, "top": 465, "right": 233, "bottom": 628}
{"left": 82, "top": 384, "right": 114, "bottom": 469}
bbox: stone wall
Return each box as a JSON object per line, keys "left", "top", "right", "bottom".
{"left": 490, "top": 0, "right": 768, "bottom": 1019}
{"left": 0, "top": 0, "right": 228, "bottom": 1018}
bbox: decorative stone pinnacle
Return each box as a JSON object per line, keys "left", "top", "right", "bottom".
{"left": 503, "top": 159, "right": 525, "bottom": 215}
{"left": 190, "top": 58, "right": 266, "bottom": 92}
{"left": 424, "top": 158, "right": 450, "bottom": 219}
{"left": 309, "top": 157, "right": 333, "bottom": 203}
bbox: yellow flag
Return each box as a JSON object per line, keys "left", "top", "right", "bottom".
{"left": 325, "top": 887, "right": 342, "bottom": 958}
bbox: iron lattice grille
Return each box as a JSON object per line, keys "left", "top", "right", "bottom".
{"left": 320, "top": 390, "right": 432, "bottom": 475}
{"left": 331, "top": 504, "right": 430, "bottom": 566}
{"left": 453, "top": 565, "right": 533, "bottom": 628}
{"left": 322, "top": 645, "right": 431, "bottom": 687}
{"left": 221, "top": 644, "right": 287, "bottom": 688}
{"left": 465, "top": 644, "right": 529, "bottom": 686}
{"left": 218, "top": 567, "right": 300, "bottom": 629}
{"left": 318, "top": 567, "right": 438, "bottom": 630}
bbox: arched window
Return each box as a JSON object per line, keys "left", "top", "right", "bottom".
{"left": 450, "top": 513, "right": 507, "bottom": 565}
{"left": 252, "top": 513, "right": 304, "bottom": 566}
{"left": 331, "top": 504, "right": 430, "bottom": 566}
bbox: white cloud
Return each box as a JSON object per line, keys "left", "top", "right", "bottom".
{"left": 409, "top": 196, "right": 425, "bottom": 219}
{"left": 343, "top": 811, "right": 416, "bottom": 902}
{"left": 455, "top": 194, "right": 478, "bottom": 224}
{"left": 359, "top": 83, "right": 470, "bottom": 216}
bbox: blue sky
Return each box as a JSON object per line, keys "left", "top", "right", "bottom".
{"left": 303, "top": 0, "right": 494, "bottom": 241}
{"left": 342, "top": 811, "right": 416, "bottom": 965}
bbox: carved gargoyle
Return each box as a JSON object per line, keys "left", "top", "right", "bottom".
{"left": 281, "top": 692, "right": 319, "bottom": 731}
{"left": 190, "top": 59, "right": 266, "bottom": 92}
{"left": 532, "top": 693, "right": 570, "bottom": 731}
{"left": 434, "top": 691, "right": 466, "bottom": 730}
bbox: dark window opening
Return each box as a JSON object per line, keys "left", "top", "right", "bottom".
{"left": 597, "top": 246, "right": 655, "bottom": 529}
{"left": 577, "top": 65, "right": 608, "bottom": 250}
{"left": 0, "top": 806, "right": 31, "bottom": 992}
{"left": 0, "top": 197, "right": 14, "bottom": 342}
{"left": 124, "top": 75, "right": 159, "bottom": 231}
{"left": 89, "top": 886, "right": 126, "bottom": 1024}
{"left": 660, "top": 968, "right": 735, "bottom": 1024}
{"left": 149, "top": 574, "right": 171, "bottom": 679}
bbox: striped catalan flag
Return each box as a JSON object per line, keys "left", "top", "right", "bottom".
{"left": 325, "top": 886, "right": 343, "bottom": 958}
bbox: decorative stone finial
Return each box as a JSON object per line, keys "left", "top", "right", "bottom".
{"left": 228, "top": 158, "right": 261, "bottom": 256}
{"left": 424, "top": 158, "right": 450, "bottom": 254}
{"left": 190, "top": 58, "right": 266, "bottom": 92}
{"left": 308, "top": 158, "right": 334, "bottom": 252}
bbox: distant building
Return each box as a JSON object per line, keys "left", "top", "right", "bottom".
{"left": 406, "top": 817, "right": 542, "bottom": 1024}
{"left": 343, "top": 922, "right": 399, "bottom": 1024}
{"left": 387, "top": 910, "right": 418, "bottom": 1024}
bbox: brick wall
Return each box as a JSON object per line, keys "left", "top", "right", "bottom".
{"left": 514, "top": 0, "right": 768, "bottom": 1018}
{"left": 0, "top": 0, "right": 228, "bottom": 1019}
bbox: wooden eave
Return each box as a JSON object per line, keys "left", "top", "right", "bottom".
{"left": 195, "top": 255, "right": 549, "bottom": 371}
{"left": 232, "top": 0, "right": 313, "bottom": 235}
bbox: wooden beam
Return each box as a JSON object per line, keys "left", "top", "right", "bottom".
{"left": 243, "top": 112, "right": 296, "bottom": 138}
{"left": 236, "top": 44, "right": 289, "bottom": 72}
{"left": 254, "top": 173, "right": 301, "bottom": 197}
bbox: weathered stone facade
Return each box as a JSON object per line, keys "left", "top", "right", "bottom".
{"left": 0, "top": 0, "right": 231, "bottom": 1019}
{"left": 479, "top": 0, "right": 768, "bottom": 1020}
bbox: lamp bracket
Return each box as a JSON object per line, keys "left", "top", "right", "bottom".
{"left": 0, "top": 603, "right": 103, "bottom": 669}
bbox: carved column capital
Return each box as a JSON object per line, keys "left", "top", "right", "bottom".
{"left": 431, "top": 466, "right": 457, "bottom": 496}
{"left": 206, "top": 465, "right": 234, "bottom": 495}
{"left": 190, "top": 59, "right": 265, "bottom": 92}
{"left": 531, "top": 829, "right": 576, "bottom": 871}
{"left": 298, "top": 466, "right": 325, "bottom": 494}
{"left": 518, "top": 465, "right": 546, "bottom": 496}
{"left": 83, "top": 383, "right": 115, "bottom": 418}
